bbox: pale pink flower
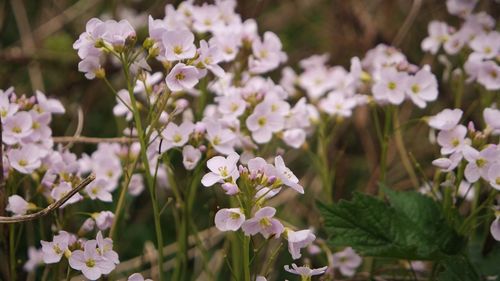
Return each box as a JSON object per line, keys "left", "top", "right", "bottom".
{"left": 166, "top": 63, "right": 200, "bottom": 92}
{"left": 40, "top": 231, "right": 74, "bottom": 264}
{"left": 113, "top": 89, "right": 133, "bottom": 121}
{"left": 161, "top": 121, "right": 194, "bottom": 150}
{"left": 51, "top": 181, "right": 83, "bottom": 207}
{"left": 477, "top": 60, "right": 500, "bottom": 91}
{"left": 241, "top": 207, "right": 284, "bottom": 239}
{"left": 162, "top": 30, "right": 196, "bottom": 61}
{"left": 432, "top": 152, "right": 462, "bottom": 172}
{"left": 405, "top": 67, "right": 438, "bottom": 108}
{"left": 78, "top": 56, "right": 102, "bottom": 80}
{"left": 421, "top": 21, "right": 451, "bottom": 54}
{"left": 490, "top": 210, "right": 500, "bottom": 241}
{"left": 332, "top": 247, "right": 362, "bottom": 277}
{"left": 201, "top": 152, "right": 240, "bottom": 187}
{"left": 93, "top": 211, "right": 115, "bottom": 230}
{"left": 282, "top": 129, "right": 306, "bottom": 149}
{"left": 23, "top": 247, "right": 44, "bottom": 272}
{"left": 319, "top": 92, "right": 357, "bottom": 117}
{"left": 7, "top": 145, "right": 42, "bottom": 174}
{"left": 128, "top": 174, "right": 145, "bottom": 196}
{"left": 96, "top": 231, "right": 119, "bottom": 265}
{"left": 69, "top": 240, "right": 115, "bottom": 280}
{"left": 196, "top": 40, "right": 225, "bottom": 77}
{"left": 246, "top": 102, "right": 285, "bottom": 144}
{"left": 469, "top": 32, "right": 500, "bottom": 60}
{"left": 3, "top": 112, "right": 33, "bottom": 145}
{"left": 35, "top": 90, "right": 65, "bottom": 114}
{"left": 214, "top": 208, "right": 245, "bottom": 231}
{"left": 484, "top": 107, "right": 500, "bottom": 135}
{"left": 286, "top": 229, "right": 316, "bottom": 260}
{"left": 446, "top": 0, "right": 478, "bottom": 17}
{"left": 372, "top": 68, "right": 408, "bottom": 105}
{"left": 249, "top": 32, "right": 287, "bottom": 74}
{"left": 204, "top": 118, "right": 237, "bottom": 155}
{"left": 272, "top": 156, "right": 304, "bottom": 194}
{"left": 487, "top": 163, "right": 500, "bottom": 190}
{"left": 85, "top": 178, "right": 113, "bottom": 202}
{"left": 6, "top": 195, "right": 34, "bottom": 216}
{"left": 463, "top": 145, "right": 500, "bottom": 183}
{"left": 284, "top": 264, "right": 328, "bottom": 278}
{"left": 437, "top": 125, "right": 469, "bottom": 155}
{"left": 128, "top": 273, "right": 153, "bottom": 281}
{"left": 428, "top": 108, "right": 463, "bottom": 131}
{"left": 217, "top": 95, "right": 246, "bottom": 118}
{"left": 182, "top": 145, "right": 202, "bottom": 170}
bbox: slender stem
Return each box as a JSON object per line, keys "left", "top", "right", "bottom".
{"left": 9, "top": 224, "right": 16, "bottom": 281}
{"left": 242, "top": 235, "right": 251, "bottom": 281}
{"left": 392, "top": 108, "right": 419, "bottom": 189}
{"left": 109, "top": 156, "right": 139, "bottom": 240}
{"left": 121, "top": 55, "right": 164, "bottom": 281}
{"left": 379, "top": 106, "right": 393, "bottom": 197}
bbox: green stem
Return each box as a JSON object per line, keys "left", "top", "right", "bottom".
{"left": 121, "top": 55, "right": 165, "bottom": 281}
{"left": 9, "top": 224, "right": 16, "bottom": 281}
{"left": 317, "top": 118, "right": 333, "bottom": 202}
{"left": 242, "top": 235, "right": 251, "bottom": 281}
{"left": 379, "top": 106, "right": 393, "bottom": 197}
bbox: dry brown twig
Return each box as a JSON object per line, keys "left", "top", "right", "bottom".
{"left": 0, "top": 174, "right": 95, "bottom": 224}
{"left": 52, "top": 136, "right": 138, "bottom": 144}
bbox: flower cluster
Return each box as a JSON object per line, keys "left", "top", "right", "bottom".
{"left": 428, "top": 106, "right": 500, "bottom": 240}
{"left": 203, "top": 152, "right": 327, "bottom": 278}
{"left": 422, "top": 0, "right": 499, "bottom": 90}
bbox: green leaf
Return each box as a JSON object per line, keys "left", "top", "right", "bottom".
{"left": 318, "top": 190, "right": 466, "bottom": 260}
{"left": 438, "top": 256, "right": 481, "bottom": 281}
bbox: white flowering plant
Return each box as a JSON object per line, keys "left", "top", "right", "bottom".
{"left": 0, "top": 0, "right": 499, "bottom": 281}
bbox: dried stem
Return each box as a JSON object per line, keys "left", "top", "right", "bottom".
{"left": 0, "top": 174, "right": 95, "bottom": 223}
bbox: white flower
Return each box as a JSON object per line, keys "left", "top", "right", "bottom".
{"left": 332, "top": 247, "right": 362, "bottom": 277}
{"left": 284, "top": 263, "right": 328, "bottom": 278}
{"left": 161, "top": 121, "right": 194, "bottom": 150}
{"left": 241, "top": 207, "right": 284, "bottom": 239}
{"left": 246, "top": 102, "right": 285, "bottom": 144}
{"left": 428, "top": 108, "right": 463, "bottom": 131}
{"left": 128, "top": 273, "right": 153, "bottom": 281}
{"left": 85, "top": 178, "right": 113, "bottom": 202}
{"left": 437, "top": 125, "right": 469, "bottom": 155}
{"left": 51, "top": 181, "right": 83, "bottom": 207}
{"left": 487, "top": 163, "right": 500, "bottom": 190}
{"left": 3, "top": 112, "right": 33, "bottom": 145}
{"left": 23, "top": 247, "right": 43, "bottom": 272}
{"left": 162, "top": 30, "right": 196, "bottom": 61}
{"left": 484, "top": 107, "right": 500, "bottom": 135}
{"left": 93, "top": 211, "right": 115, "bottom": 230}
{"left": 69, "top": 240, "right": 115, "bottom": 280}
{"left": 7, "top": 145, "right": 42, "bottom": 174}
{"left": 40, "top": 231, "right": 74, "bottom": 264}
{"left": 214, "top": 208, "right": 245, "bottom": 231}
{"left": 6, "top": 195, "right": 34, "bottom": 216}
{"left": 201, "top": 152, "right": 240, "bottom": 187}
{"left": 272, "top": 156, "right": 304, "bottom": 194}
{"left": 463, "top": 145, "right": 500, "bottom": 183}
{"left": 372, "top": 68, "right": 408, "bottom": 105}
{"left": 405, "top": 67, "right": 438, "bottom": 108}
{"left": 286, "top": 229, "right": 316, "bottom": 260}
{"left": 166, "top": 63, "right": 200, "bottom": 92}
{"left": 490, "top": 210, "right": 500, "bottom": 241}
{"left": 477, "top": 60, "right": 500, "bottom": 91}
{"left": 421, "top": 21, "right": 451, "bottom": 54}
{"left": 182, "top": 145, "right": 202, "bottom": 170}
{"left": 282, "top": 129, "right": 306, "bottom": 149}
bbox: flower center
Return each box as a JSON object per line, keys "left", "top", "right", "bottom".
{"left": 53, "top": 244, "right": 62, "bottom": 255}
{"left": 218, "top": 166, "right": 229, "bottom": 177}
{"left": 496, "top": 177, "right": 500, "bottom": 185}
{"left": 230, "top": 103, "right": 239, "bottom": 112}
{"left": 85, "top": 258, "right": 96, "bottom": 268}
{"left": 490, "top": 70, "right": 498, "bottom": 79}
{"left": 12, "top": 126, "right": 22, "bottom": 134}
{"left": 175, "top": 72, "right": 185, "bottom": 81}
{"left": 212, "top": 136, "right": 221, "bottom": 145}
{"left": 451, "top": 138, "right": 460, "bottom": 147}
{"left": 229, "top": 212, "right": 241, "bottom": 220}
{"left": 32, "top": 122, "right": 40, "bottom": 129}
{"left": 259, "top": 217, "right": 271, "bottom": 228}
{"left": 173, "top": 45, "right": 183, "bottom": 55}
{"left": 257, "top": 117, "right": 267, "bottom": 127}
{"left": 173, "top": 134, "right": 182, "bottom": 143}
{"left": 18, "top": 159, "right": 27, "bottom": 167}
{"left": 476, "top": 158, "right": 486, "bottom": 168}
{"left": 387, "top": 81, "right": 397, "bottom": 90}
{"left": 411, "top": 84, "right": 420, "bottom": 94}
{"left": 484, "top": 46, "right": 492, "bottom": 54}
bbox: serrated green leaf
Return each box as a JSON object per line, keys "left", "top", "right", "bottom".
{"left": 318, "top": 190, "right": 466, "bottom": 260}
